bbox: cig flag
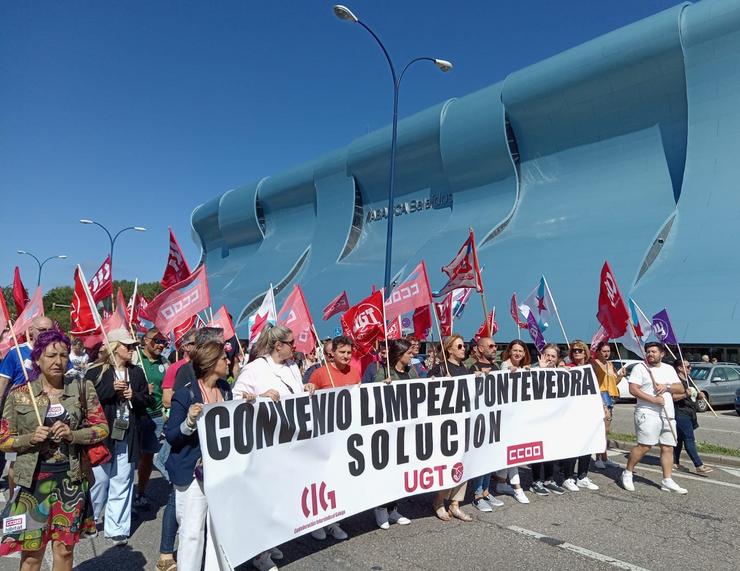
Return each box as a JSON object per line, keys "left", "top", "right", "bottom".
{"left": 651, "top": 309, "right": 677, "bottom": 345}
{"left": 596, "top": 261, "right": 629, "bottom": 339}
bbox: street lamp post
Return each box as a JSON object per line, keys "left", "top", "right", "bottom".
{"left": 79, "top": 219, "right": 146, "bottom": 278}
{"left": 17, "top": 251, "right": 68, "bottom": 287}
{"left": 333, "top": 5, "right": 452, "bottom": 293}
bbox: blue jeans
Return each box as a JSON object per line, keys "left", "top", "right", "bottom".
{"left": 159, "top": 486, "right": 179, "bottom": 554}
{"left": 674, "top": 415, "right": 703, "bottom": 467}
{"left": 470, "top": 472, "right": 492, "bottom": 497}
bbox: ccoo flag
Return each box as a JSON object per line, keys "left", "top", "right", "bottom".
{"left": 651, "top": 308, "right": 677, "bottom": 345}
{"left": 277, "top": 285, "right": 315, "bottom": 355}
{"left": 144, "top": 265, "right": 211, "bottom": 335}
{"left": 385, "top": 261, "right": 433, "bottom": 322}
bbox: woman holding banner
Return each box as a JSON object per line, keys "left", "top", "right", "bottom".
{"left": 431, "top": 334, "right": 473, "bottom": 521}
{"left": 232, "top": 325, "right": 315, "bottom": 570}
{"left": 561, "top": 340, "right": 599, "bottom": 491}
{"left": 87, "top": 328, "right": 153, "bottom": 545}
{"left": 0, "top": 330, "right": 108, "bottom": 568}
{"left": 591, "top": 342, "right": 625, "bottom": 469}
{"left": 166, "top": 340, "right": 244, "bottom": 571}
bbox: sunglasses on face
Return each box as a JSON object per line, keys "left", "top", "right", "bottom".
{"left": 486, "top": 344, "right": 496, "bottom": 349}
{"left": 283, "top": 339, "right": 296, "bottom": 348}
{"left": 454, "top": 344, "right": 464, "bottom": 350}
{"left": 148, "top": 337, "right": 168, "bottom": 346}
{"left": 123, "top": 343, "right": 137, "bottom": 350}
{"left": 572, "top": 348, "right": 584, "bottom": 353}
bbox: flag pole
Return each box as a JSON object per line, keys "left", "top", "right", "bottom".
{"left": 543, "top": 276, "right": 571, "bottom": 348}
{"left": 130, "top": 278, "right": 138, "bottom": 325}
{"left": 7, "top": 320, "right": 42, "bottom": 426}
{"left": 469, "top": 228, "right": 491, "bottom": 337}
{"left": 664, "top": 344, "right": 718, "bottom": 418}
{"left": 311, "top": 324, "right": 334, "bottom": 388}
{"left": 430, "top": 303, "right": 451, "bottom": 378}
{"left": 381, "top": 289, "right": 392, "bottom": 382}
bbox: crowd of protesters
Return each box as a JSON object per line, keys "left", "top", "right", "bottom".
{"left": 0, "top": 314, "right": 712, "bottom": 570}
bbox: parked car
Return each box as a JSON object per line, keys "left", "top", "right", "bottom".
{"left": 610, "top": 359, "right": 643, "bottom": 401}
{"left": 688, "top": 363, "right": 740, "bottom": 412}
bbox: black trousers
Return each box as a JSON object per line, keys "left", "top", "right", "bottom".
{"left": 563, "top": 454, "right": 591, "bottom": 480}
{"left": 530, "top": 461, "right": 554, "bottom": 482}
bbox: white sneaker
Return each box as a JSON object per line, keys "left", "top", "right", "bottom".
{"left": 593, "top": 460, "right": 606, "bottom": 470}
{"left": 562, "top": 478, "right": 580, "bottom": 492}
{"left": 327, "top": 523, "right": 349, "bottom": 539}
{"left": 576, "top": 477, "right": 599, "bottom": 490}
{"left": 661, "top": 478, "right": 688, "bottom": 494}
{"left": 311, "top": 527, "right": 327, "bottom": 540}
{"left": 621, "top": 470, "right": 635, "bottom": 492}
{"left": 253, "top": 551, "right": 278, "bottom": 571}
{"left": 484, "top": 495, "right": 505, "bottom": 507}
{"left": 388, "top": 509, "right": 411, "bottom": 525}
{"left": 270, "top": 547, "right": 284, "bottom": 560}
{"left": 374, "top": 507, "right": 390, "bottom": 530}
{"left": 472, "top": 497, "right": 493, "bottom": 512}
{"left": 513, "top": 489, "right": 530, "bottom": 504}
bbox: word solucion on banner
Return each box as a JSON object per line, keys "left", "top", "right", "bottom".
{"left": 197, "top": 365, "right": 605, "bottom": 567}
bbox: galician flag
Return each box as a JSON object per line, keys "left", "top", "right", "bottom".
{"left": 619, "top": 297, "right": 653, "bottom": 357}
{"left": 519, "top": 276, "right": 556, "bottom": 333}
{"left": 249, "top": 285, "right": 277, "bottom": 343}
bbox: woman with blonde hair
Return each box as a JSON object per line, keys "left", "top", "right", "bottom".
{"left": 0, "top": 330, "right": 109, "bottom": 569}
{"left": 560, "top": 339, "right": 599, "bottom": 491}
{"left": 430, "top": 334, "right": 472, "bottom": 521}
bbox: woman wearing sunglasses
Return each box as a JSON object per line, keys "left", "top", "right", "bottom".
{"left": 232, "top": 324, "right": 316, "bottom": 571}
{"left": 430, "top": 334, "right": 472, "bottom": 521}
{"left": 560, "top": 340, "right": 599, "bottom": 492}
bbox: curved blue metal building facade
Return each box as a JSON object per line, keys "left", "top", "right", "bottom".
{"left": 191, "top": 0, "right": 740, "bottom": 344}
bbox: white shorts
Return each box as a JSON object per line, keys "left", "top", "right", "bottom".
{"left": 634, "top": 410, "right": 676, "bottom": 446}
{"left": 4, "top": 452, "right": 17, "bottom": 462}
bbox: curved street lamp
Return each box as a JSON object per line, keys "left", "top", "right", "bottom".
{"left": 17, "top": 251, "right": 67, "bottom": 287}
{"left": 333, "top": 5, "right": 452, "bottom": 293}
{"left": 79, "top": 219, "right": 146, "bottom": 281}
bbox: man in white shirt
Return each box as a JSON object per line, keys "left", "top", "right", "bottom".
{"left": 621, "top": 342, "right": 688, "bottom": 494}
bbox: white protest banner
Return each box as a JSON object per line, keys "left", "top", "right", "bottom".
{"left": 198, "top": 365, "right": 604, "bottom": 568}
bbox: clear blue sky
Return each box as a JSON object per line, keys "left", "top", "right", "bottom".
{"left": 1, "top": 0, "right": 680, "bottom": 291}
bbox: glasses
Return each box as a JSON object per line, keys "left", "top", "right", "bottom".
{"left": 123, "top": 343, "right": 137, "bottom": 350}
{"left": 283, "top": 339, "right": 296, "bottom": 348}
{"left": 454, "top": 344, "right": 464, "bottom": 350}
{"left": 486, "top": 344, "right": 497, "bottom": 349}
{"left": 572, "top": 348, "right": 584, "bottom": 353}
{"left": 148, "top": 337, "right": 168, "bottom": 346}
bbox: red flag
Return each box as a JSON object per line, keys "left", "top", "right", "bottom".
{"left": 385, "top": 261, "right": 433, "bottom": 322}
{"left": 101, "top": 288, "right": 130, "bottom": 334}
{"left": 596, "top": 261, "right": 629, "bottom": 339}
{"left": 474, "top": 309, "right": 498, "bottom": 341}
{"left": 322, "top": 290, "right": 350, "bottom": 321}
{"left": 13, "top": 287, "right": 44, "bottom": 338}
{"left": 207, "top": 306, "right": 236, "bottom": 341}
{"left": 0, "top": 291, "right": 10, "bottom": 333}
{"left": 434, "top": 293, "right": 453, "bottom": 337}
{"left": 340, "top": 290, "right": 385, "bottom": 355}
{"left": 128, "top": 294, "right": 150, "bottom": 334}
{"left": 12, "top": 266, "right": 29, "bottom": 315}
{"left": 70, "top": 268, "right": 98, "bottom": 335}
{"left": 510, "top": 293, "right": 528, "bottom": 329}
{"left": 277, "top": 285, "right": 316, "bottom": 355}
{"left": 87, "top": 256, "right": 113, "bottom": 304}
{"left": 161, "top": 227, "right": 192, "bottom": 289}
{"left": 144, "top": 265, "right": 211, "bottom": 335}
{"left": 435, "top": 229, "right": 483, "bottom": 298}
{"left": 387, "top": 316, "right": 402, "bottom": 340}
{"left": 174, "top": 315, "right": 198, "bottom": 345}
{"left": 413, "top": 305, "right": 431, "bottom": 340}
{"left": 590, "top": 325, "right": 609, "bottom": 357}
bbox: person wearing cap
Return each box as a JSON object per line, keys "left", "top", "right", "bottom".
{"left": 135, "top": 327, "right": 170, "bottom": 510}
{"left": 85, "top": 329, "right": 154, "bottom": 545}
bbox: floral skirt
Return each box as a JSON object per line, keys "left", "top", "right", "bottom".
{"left": 0, "top": 468, "right": 96, "bottom": 554}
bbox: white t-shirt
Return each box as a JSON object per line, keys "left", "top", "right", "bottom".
{"left": 628, "top": 362, "right": 679, "bottom": 418}
{"left": 233, "top": 355, "right": 304, "bottom": 398}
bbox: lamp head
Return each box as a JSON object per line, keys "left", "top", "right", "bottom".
{"left": 333, "top": 5, "right": 359, "bottom": 22}
{"left": 134, "top": 226, "right": 147, "bottom": 232}
{"left": 17, "top": 250, "right": 27, "bottom": 255}
{"left": 434, "top": 59, "right": 453, "bottom": 72}
{"left": 79, "top": 219, "right": 93, "bottom": 224}
{"left": 58, "top": 255, "right": 68, "bottom": 259}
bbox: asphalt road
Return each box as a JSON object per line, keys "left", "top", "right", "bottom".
{"left": 2, "top": 443, "right": 739, "bottom": 571}
{"left": 610, "top": 402, "right": 740, "bottom": 450}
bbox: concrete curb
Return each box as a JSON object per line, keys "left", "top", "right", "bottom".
{"left": 608, "top": 438, "right": 740, "bottom": 468}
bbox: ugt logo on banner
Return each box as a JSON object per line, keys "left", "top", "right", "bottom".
{"left": 300, "top": 481, "right": 337, "bottom": 518}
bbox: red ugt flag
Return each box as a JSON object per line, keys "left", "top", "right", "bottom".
{"left": 277, "top": 285, "right": 316, "bottom": 355}
{"left": 322, "top": 291, "right": 350, "bottom": 321}
{"left": 145, "top": 265, "right": 211, "bottom": 335}
{"left": 341, "top": 290, "right": 385, "bottom": 355}
{"left": 70, "top": 268, "right": 98, "bottom": 335}
{"left": 596, "top": 261, "right": 629, "bottom": 339}
{"left": 385, "top": 261, "right": 433, "bottom": 322}
{"left": 435, "top": 229, "right": 483, "bottom": 298}
{"left": 161, "top": 227, "right": 192, "bottom": 288}
{"left": 434, "top": 293, "right": 453, "bottom": 338}
{"left": 88, "top": 256, "right": 113, "bottom": 304}
{"left": 386, "top": 316, "right": 402, "bottom": 340}
{"left": 12, "top": 266, "right": 29, "bottom": 315}
{"left": 474, "top": 309, "right": 498, "bottom": 341}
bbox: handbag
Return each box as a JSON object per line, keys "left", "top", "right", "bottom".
{"left": 78, "top": 376, "right": 113, "bottom": 467}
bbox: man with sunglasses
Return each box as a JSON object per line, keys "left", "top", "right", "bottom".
{"left": 135, "top": 327, "right": 170, "bottom": 509}
{"left": 469, "top": 337, "right": 499, "bottom": 374}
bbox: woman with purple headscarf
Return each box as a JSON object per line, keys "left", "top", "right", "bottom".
{"left": 0, "top": 330, "right": 108, "bottom": 569}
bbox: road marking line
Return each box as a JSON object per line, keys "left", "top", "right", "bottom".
{"left": 696, "top": 427, "right": 740, "bottom": 434}
{"left": 605, "top": 453, "right": 740, "bottom": 490}
{"left": 717, "top": 466, "right": 740, "bottom": 479}
{"left": 506, "top": 525, "right": 651, "bottom": 571}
